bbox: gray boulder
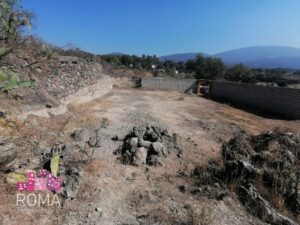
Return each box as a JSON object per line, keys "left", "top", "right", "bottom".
{"left": 133, "top": 126, "right": 146, "bottom": 138}
{"left": 152, "top": 125, "right": 163, "bottom": 135}
{"left": 129, "top": 137, "right": 138, "bottom": 148}
{"left": 150, "top": 142, "right": 166, "bottom": 156}
{"left": 147, "top": 155, "right": 161, "bottom": 166}
{"left": 138, "top": 138, "right": 152, "bottom": 148}
{"left": 132, "top": 147, "right": 147, "bottom": 166}
{"left": 149, "top": 131, "right": 159, "bottom": 142}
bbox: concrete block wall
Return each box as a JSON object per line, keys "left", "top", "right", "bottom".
{"left": 141, "top": 78, "right": 197, "bottom": 93}
{"left": 210, "top": 80, "right": 300, "bottom": 119}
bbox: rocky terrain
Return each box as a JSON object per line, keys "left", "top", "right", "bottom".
{"left": 0, "top": 38, "right": 110, "bottom": 106}
{"left": 0, "top": 45, "right": 300, "bottom": 224}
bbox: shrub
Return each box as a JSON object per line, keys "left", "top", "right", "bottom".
{"left": 0, "top": 69, "right": 34, "bottom": 92}
{"left": 0, "top": 0, "right": 33, "bottom": 43}
{"left": 0, "top": 48, "right": 7, "bottom": 58}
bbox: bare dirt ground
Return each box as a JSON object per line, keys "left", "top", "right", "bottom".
{"left": 1, "top": 88, "right": 299, "bottom": 225}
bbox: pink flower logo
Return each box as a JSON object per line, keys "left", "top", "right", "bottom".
{"left": 16, "top": 169, "right": 62, "bottom": 192}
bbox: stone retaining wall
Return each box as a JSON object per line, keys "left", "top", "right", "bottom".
{"left": 43, "top": 56, "right": 106, "bottom": 99}
{"left": 61, "top": 75, "right": 114, "bottom": 104}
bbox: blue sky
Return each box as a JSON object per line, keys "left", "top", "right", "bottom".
{"left": 23, "top": 0, "right": 300, "bottom": 56}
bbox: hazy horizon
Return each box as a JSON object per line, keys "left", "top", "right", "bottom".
{"left": 23, "top": 0, "right": 300, "bottom": 56}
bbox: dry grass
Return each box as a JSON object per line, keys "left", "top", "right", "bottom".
{"left": 1, "top": 88, "right": 299, "bottom": 225}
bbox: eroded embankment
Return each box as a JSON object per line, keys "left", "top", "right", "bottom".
{"left": 20, "top": 74, "right": 114, "bottom": 119}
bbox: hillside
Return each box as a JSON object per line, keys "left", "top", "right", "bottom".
{"left": 215, "top": 46, "right": 300, "bottom": 69}
{"left": 159, "top": 52, "right": 206, "bottom": 62}
{"left": 160, "top": 46, "right": 300, "bottom": 69}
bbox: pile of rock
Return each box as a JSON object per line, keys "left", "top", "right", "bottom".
{"left": 115, "top": 125, "right": 175, "bottom": 166}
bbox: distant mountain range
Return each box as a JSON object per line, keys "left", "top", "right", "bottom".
{"left": 159, "top": 52, "right": 207, "bottom": 63}
{"left": 159, "top": 46, "right": 300, "bottom": 69}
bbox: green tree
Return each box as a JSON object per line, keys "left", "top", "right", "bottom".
{"left": 225, "top": 64, "right": 256, "bottom": 83}
{"left": 227, "top": 64, "right": 250, "bottom": 76}
{"left": 203, "top": 57, "right": 226, "bottom": 79}
{"left": 0, "top": 0, "right": 33, "bottom": 43}
{"left": 186, "top": 55, "right": 225, "bottom": 80}
{"left": 101, "top": 54, "right": 121, "bottom": 65}
{"left": 120, "top": 55, "right": 133, "bottom": 67}
{"left": 0, "top": 0, "right": 33, "bottom": 59}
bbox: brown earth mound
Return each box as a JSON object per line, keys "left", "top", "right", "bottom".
{"left": 194, "top": 131, "right": 300, "bottom": 225}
